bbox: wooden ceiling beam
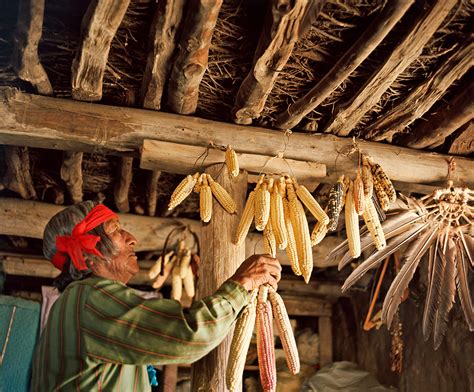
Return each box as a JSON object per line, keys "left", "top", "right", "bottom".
{"left": 274, "top": 0, "right": 413, "bottom": 130}
{"left": 71, "top": 0, "right": 130, "bottom": 101}
{"left": 1, "top": 146, "right": 37, "bottom": 200}
{"left": 167, "top": 0, "right": 222, "bottom": 114}
{"left": 365, "top": 42, "right": 474, "bottom": 141}
{"left": 323, "top": 0, "right": 458, "bottom": 137}
{"left": 60, "top": 151, "right": 83, "bottom": 203}
{"left": 1, "top": 88, "right": 473, "bottom": 186}
{"left": 232, "top": 0, "right": 325, "bottom": 125}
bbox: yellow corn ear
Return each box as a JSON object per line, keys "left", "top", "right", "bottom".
{"left": 178, "top": 249, "right": 192, "bottom": 278}
{"left": 226, "top": 289, "right": 258, "bottom": 392}
{"left": 168, "top": 172, "right": 199, "bottom": 210}
{"left": 362, "top": 196, "right": 386, "bottom": 250}
{"left": 270, "top": 179, "right": 287, "bottom": 249}
{"left": 310, "top": 220, "right": 328, "bottom": 246}
{"left": 193, "top": 173, "right": 204, "bottom": 193}
{"left": 268, "top": 287, "right": 300, "bottom": 375}
{"left": 171, "top": 265, "right": 182, "bottom": 300}
{"left": 207, "top": 174, "right": 237, "bottom": 214}
{"left": 255, "top": 179, "right": 270, "bottom": 231}
{"left": 361, "top": 156, "right": 374, "bottom": 199}
{"left": 287, "top": 182, "right": 313, "bottom": 283}
{"left": 345, "top": 181, "right": 361, "bottom": 258}
{"left": 200, "top": 175, "right": 213, "bottom": 222}
{"left": 283, "top": 198, "right": 301, "bottom": 276}
{"left": 263, "top": 220, "right": 277, "bottom": 258}
{"left": 353, "top": 170, "right": 365, "bottom": 215}
{"left": 152, "top": 255, "right": 176, "bottom": 289}
{"left": 233, "top": 190, "right": 256, "bottom": 245}
{"left": 182, "top": 265, "right": 195, "bottom": 298}
{"left": 256, "top": 285, "right": 276, "bottom": 392}
{"left": 327, "top": 175, "right": 345, "bottom": 231}
{"left": 148, "top": 250, "right": 174, "bottom": 280}
{"left": 293, "top": 181, "right": 329, "bottom": 224}
{"left": 225, "top": 145, "right": 240, "bottom": 177}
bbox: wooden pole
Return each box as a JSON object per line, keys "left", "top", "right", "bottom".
{"left": 190, "top": 165, "right": 247, "bottom": 392}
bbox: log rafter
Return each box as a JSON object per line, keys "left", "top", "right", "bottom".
{"left": 60, "top": 151, "right": 83, "bottom": 203}
{"left": 1, "top": 146, "right": 37, "bottom": 200}
{"left": 274, "top": 0, "right": 413, "bottom": 130}
{"left": 323, "top": 0, "right": 458, "bottom": 137}
{"left": 146, "top": 170, "right": 161, "bottom": 216}
{"left": 114, "top": 156, "right": 133, "bottom": 213}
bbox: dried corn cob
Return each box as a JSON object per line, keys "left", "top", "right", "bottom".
{"left": 178, "top": 249, "right": 192, "bottom": 278}
{"left": 373, "top": 175, "right": 391, "bottom": 211}
{"left": 287, "top": 181, "right": 313, "bottom": 283}
{"left": 283, "top": 197, "right": 301, "bottom": 276}
{"left": 268, "top": 287, "right": 300, "bottom": 375}
{"left": 255, "top": 177, "right": 270, "bottom": 231}
{"left": 226, "top": 289, "right": 258, "bottom": 392}
{"left": 353, "top": 170, "right": 365, "bottom": 215}
{"left": 152, "top": 255, "right": 176, "bottom": 289}
{"left": 182, "top": 265, "right": 195, "bottom": 298}
{"left": 171, "top": 265, "right": 182, "bottom": 300}
{"left": 200, "top": 175, "right": 213, "bottom": 222}
{"left": 345, "top": 181, "right": 361, "bottom": 258}
{"left": 168, "top": 172, "right": 199, "bottom": 210}
{"left": 263, "top": 220, "right": 277, "bottom": 257}
{"left": 270, "top": 178, "right": 287, "bottom": 250}
{"left": 225, "top": 145, "right": 239, "bottom": 177}
{"left": 367, "top": 156, "right": 396, "bottom": 203}
{"left": 256, "top": 285, "right": 276, "bottom": 392}
{"left": 311, "top": 220, "right": 328, "bottom": 246}
{"left": 293, "top": 180, "right": 329, "bottom": 224}
{"left": 193, "top": 173, "right": 204, "bottom": 193}
{"left": 233, "top": 190, "right": 256, "bottom": 245}
{"left": 148, "top": 250, "right": 174, "bottom": 280}
{"left": 361, "top": 155, "right": 373, "bottom": 199}
{"left": 207, "top": 174, "right": 237, "bottom": 214}
{"left": 362, "top": 195, "right": 386, "bottom": 251}
{"left": 327, "top": 175, "right": 345, "bottom": 231}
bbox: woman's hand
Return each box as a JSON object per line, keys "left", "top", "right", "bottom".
{"left": 230, "top": 254, "right": 282, "bottom": 291}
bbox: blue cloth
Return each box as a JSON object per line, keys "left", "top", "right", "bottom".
{"left": 147, "top": 365, "right": 159, "bottom": 387}
{"left": 0, "top": 295, "right": 40, "bottom": 392}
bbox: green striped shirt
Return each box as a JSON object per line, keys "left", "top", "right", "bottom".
{"left": 31, "top": 276, "right": 249, "bottom": 391}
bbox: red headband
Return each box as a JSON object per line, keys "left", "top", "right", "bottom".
{"left": 51, "top": 204, "right": 118, "bottom": 271}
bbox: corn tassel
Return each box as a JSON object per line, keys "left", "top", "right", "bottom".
{"left": 255, "top": 178, "right": 270, "bottom": 231}
{"left": 353, "top": 170, "right": 365, "bottom": 215}
{"left": 293, "top": 180, "right": 329, "bottom": 224}
{"left": 362, "top": 196, "right": 386, "bottom": 251}
{"left": 206, "top": 174, "right": 237, "bottom": 214}
{"left": 283, "top": 197, "right": 301, "bottom": 276}
{"left": 327, "top": 176, "right": 344, "bottom": 231}
{"left": 225, "top": 145, "right": 240, "bottom": 177}
{"left": 256, "top": 285, "right": 276, "bottom": 392}
{"left": 200, "top": 175, "right": 213, "bottom": 222}
{"left": 263, "top": 220, "right": 277, "bottom": 257}
{"left": 182, "top": 265, "right": 195, "bottom": 298}
{"left": 270, "top": 179, "right": 287, "bottom": 249}
{"left": 233, "top": 190, "right": 256, "bottom": 245}
{"left": 361, "top": 156, "right": 374, "bottom": 199}
{"left": 311, "top": 220, "right": 328, "bottom": 246}
{"left": 345, "top": 181, "right": 361, "bottom": 258}
{"left": 268, "top": 287, "right": 300, "bottom": 375}
{"left": 226, "top": 289, "right": 258, "bottom": 392}
{"left": 168, "top": 172, "right": 199, "bottom": 210}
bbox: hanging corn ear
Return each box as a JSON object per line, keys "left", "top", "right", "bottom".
{"left": 263, "top": 220, "right": 277, "bottom": 257}
{"left": 270, "top": 179, "right": 287, "bottom": 250}
{"left": 283, "top": 197, "right": 301, "bottom": 276}
{"left": 372, "top": 175, "right": 391, "bottom": 211}
{"left": 234, "top": 190, "right": 256, "bottom": 245}
{"left": 148, "top": 250, "right": 174, "bottom": 280}
{"left": 193, "top": 173, "right": 204, "bottom": 193}
{"left": 287, "top": 182, "right": 313, "bottom": 283}
{"left": 327, "top": 176, "right": 345, "bottom": 231}
{"left": 361, "top": 156, "right": 374, "bottom": 199}
{"left": 171, "top": 265, "right": 183, "bottom": 300}
{"left": 182, "top": 265, "right": 195, "bottom": 298}
{"left": 200, "top": 175, "right": 213, "bottom": 222}
{"left": 367, "top": 156, "right": 396, "bottom": 203}
{"left": 255, "top": 177, "right": 271, "bottom": 231}
{"left": 152, "top": 255, "right": 176, "bottom": 289}
{"left": 353, "top": 170, "right": 365, "bottom": 215}
{"left": 225, "top": 145, "right": 240, "bottom": 177}
{"left": 168, "top": 172, "right": 199, "bottom": 210}
{"left": 256, "top": 286, "right": 277, "bottom": 392}
{"left": 226, "top": 289, "right": 258, "bottom": 392}
{"left": 311, "top": 220, "right": 328, "bottom": 246}
{"left": 362, "top": 196, "right": 386, "bottom": 250}
{"left": 268, "top": 287, "right": 300, "bottom": 375}
{"left": 178, "top": 249, "right": 192, "bottom": 278}
{"left": 293, "top": 180, "right": 329, "bottom": 224}
{"left": 345, "top": 181, "right": 361, "bottom": 258}
{"left": 207, "top": 174, "right": 237, "bottom": 213}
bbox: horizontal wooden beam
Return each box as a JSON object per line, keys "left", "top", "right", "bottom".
{"left": 140, "top": 139, "right": 326, "bottom": 180}
{"left": 1, "top": 88, "right": 472, "bottom": 185}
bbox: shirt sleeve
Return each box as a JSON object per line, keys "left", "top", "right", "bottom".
{"left": 81, "top": 279, "right": 250, "bottom": 365}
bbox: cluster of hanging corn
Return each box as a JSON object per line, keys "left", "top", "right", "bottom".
{"left": 147, "top": 240, "right": 199, "bottom": 301}
{"left": 234, "top": 175, "right": 328, "bottom": 283}
{"left": 226, "top": 285, "right": 299, "bottom": 392}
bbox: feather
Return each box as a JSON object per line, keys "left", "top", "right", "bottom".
{"left": 433, "top": 237, "right": 457, "bottom": 350}
{"left": 458, "top": 229, "right": 473, "bottom": 268}
{"left": 422, "top": 244, "right": 437, "bottom": 340}
{"left": 455, "top": 242, "right": 474, "bottom": 331}
{"left": 371, "top": 194, "right": 386, "bottom": 222}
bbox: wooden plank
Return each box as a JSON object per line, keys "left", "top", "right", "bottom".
{"left": 141, "top": 0, "right": 187, "bottom": 110}
{"left": 140, "top": 139, "right": 326, "bottom": 180}
{"left": 318, "top": 316, "right": 333, "bottom": 366}
{"left": 279, "top": 293, "right": 332, "bottom": 317}
{"left": 233, "top": 0, "right": 325, "bottom": 125}
{"left": 1, "top": 88, "right": 473, "bottom": 186}
{"left": 190, "top": 165, "right": 247, "bottom": 392}
{"left": 60, "top": 151, "right": 83, "bottom": 203}
{"left": 114, "top": 156, "right": 133, "bottom": 213}
{"left": 400, "top": 84, "right": 474, "bottom": 149}
{"left": 365, "top": 42, "right": 474, "bottom": 141}
{"left": 71, "top": 0, "right": 130, "bottom": 101}
{"left": 275, "top": 0, "right": 413, "bottom": 130}
{"left": 323, "top": 0, "right": 458, "bottom": 137}
{"left": 1, "top": 146, "right": 37, "bottom": 200}
{"left": 448, "top": 122, "right": 474, "bottom": 156}
{"left": 167, "top": 0, "right": 222, "bottom": 115}
{"left": 146, "top": 170, "right": 161, "bottom": 216}
{"left": 11, "top": 0, "right": 52, "bottom": 95}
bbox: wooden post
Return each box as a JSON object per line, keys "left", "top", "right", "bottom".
{"left": 318, "top": 316, "right": 333, "bottom": 367}
{"left": 190, "top": 165, "right": 247, "bottom": 392}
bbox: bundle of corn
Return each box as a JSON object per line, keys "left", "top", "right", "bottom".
{"left": 147, "top": 240, "right": 199, "bottom": 301}
{"left": 168, "top": 172, "right": 236, "bottom": 222}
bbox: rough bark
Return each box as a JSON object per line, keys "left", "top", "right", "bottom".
{"left": 167, "top": 0, "right": 222, "bottom": 114}
{"left": 275, "top": 0, "right": 413, "bottom": 130}
{"left": 71, "top": 0, "right": 130, "bottom": 101}
{"left": 60, "top": 151, "right": 83, "bottom": 203}
{"left": 146, "top": 170, "right": 161, "bottom": 216}
{"left": 114, "top": 156, "right": 133, "bottom": 213}
{"left": 448, "top": 121, "right": 474, "bottom": 156}
{"left": 323, "top": 0, "right": 458, "bottom": 136}
{"left": 1, "top": 146, "right": 37, "bottom": 199}
{"left": 233, "top": 0, "right": 325, "bottom": 125}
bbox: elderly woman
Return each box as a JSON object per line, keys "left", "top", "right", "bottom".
{"left": 31, "top": 201, "right": 281, "bottom": 391}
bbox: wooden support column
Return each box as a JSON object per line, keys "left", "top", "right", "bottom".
{"left": 318, "top": 316, "right": 333, "bottom": 366}
{"left": 146, "top": 170, "right": 161, "bottom": 216}
{"left": 323, "top": 0, "right": 458, "bottom": 137}
{"left": 11, "top": 0, "right": 52, "bottom": 95}
{"left": 60, "top": 151, "right": 83, "bottom": 203}
{"left": 114, "top": 156, "right": 133, "bottom": 213}
{"left": 1, "top": 146, "right": 37, "bottom": 200}
{"left": 162, "top": 365, "right": 178, "bottom": 392}
{"left": 190, "top": 165, "right": 247, "bottom": 392}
